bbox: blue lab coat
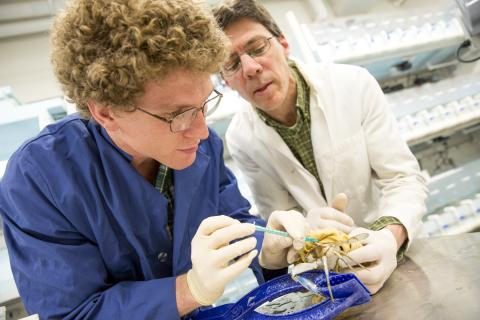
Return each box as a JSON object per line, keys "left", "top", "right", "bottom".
{"left": 0, "top": 114, "right": 265, "bottom": 319}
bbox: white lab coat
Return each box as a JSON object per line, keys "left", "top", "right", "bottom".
{"left": 226, "top": 60, "right": 428, "bottom": 242}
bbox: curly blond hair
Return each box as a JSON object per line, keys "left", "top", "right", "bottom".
{"left": 51, "top": 0, "right": 228, "bottom": 117}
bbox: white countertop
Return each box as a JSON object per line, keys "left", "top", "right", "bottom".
{"left": 0, "top": 235, "right": 19, "bottom": 304}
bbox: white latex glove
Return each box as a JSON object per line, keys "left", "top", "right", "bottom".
{"left": 306, "top": 193, "right": 355, "bottom": 234}
{"left": 259, "top": 210, "right": 310, "bottom": 269}
{"left": 345, "top": 227, "right": 398, "bottom": 294}
{"left": 187, "top": 215, "right": 258, "bottom": 306}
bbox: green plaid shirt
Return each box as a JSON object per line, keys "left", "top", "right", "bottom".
{"left": 369, "top": 216, "right": 407, "bottom": 261}
{"left": 256, "top": 61, "right": 326, "bottom": 200}
{"left": 154, "top": 164, "right": 174, "bottom": 240}
{"left": 256, "top": 60, "right": 406, "bottom": 259}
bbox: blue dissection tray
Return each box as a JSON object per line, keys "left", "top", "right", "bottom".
{"left": 187, "top": 270, "right": 371, "bottom": 320}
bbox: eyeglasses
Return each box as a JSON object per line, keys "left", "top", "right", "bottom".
{"left": 136, "top": 89, "right": 222, "bottom": 133}
{"left": 222, "top": 36, "right": 273, "bottom": 76}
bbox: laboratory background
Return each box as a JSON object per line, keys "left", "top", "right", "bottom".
{"left": 1, "top": 0, "right": 480, "bottom": 319}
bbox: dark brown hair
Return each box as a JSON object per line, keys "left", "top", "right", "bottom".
{"left": 212, "top": 0, "right": 282, "bottom": 37}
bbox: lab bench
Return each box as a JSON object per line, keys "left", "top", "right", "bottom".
{"left": 2, "top": 233, "right": 480, "bottom": 319}
{"left": 0, "top": 236, "right": 26, "bottom": 320}
{"left": 338, "top": 232, "right": 480, "bottom": 319}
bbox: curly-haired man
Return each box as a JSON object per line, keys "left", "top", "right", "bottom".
{"left": 0, "top": 1, "right": 310, "bottom": 318}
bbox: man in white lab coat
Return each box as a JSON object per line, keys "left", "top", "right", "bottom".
{"left": 212, "top": 0, "right": 428, "bottom": 294}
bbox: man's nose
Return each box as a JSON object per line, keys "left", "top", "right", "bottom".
{"left": 240, "top": 53, "right": 262, "bottom": 78}
{"left": 184, "top": 108, "right": 209, "bottom": 139}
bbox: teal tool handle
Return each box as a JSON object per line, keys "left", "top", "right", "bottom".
{"left": 254, "top": 225, "right": 318, "bottom": 243}
{"left": 304, "top": 236, "right": 319, "bottom": 243}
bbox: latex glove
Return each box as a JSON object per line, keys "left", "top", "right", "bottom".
{"left": 344, "top": 227, "right": 398, "bottom": 294}
{"left": 187, "top": 215, "right": 258, "bottom": 306}
{"left": 306, "top": 193, "right": 355, "bottom": 234}
{"left": 259, "top": 210, "right": 310, "bottom": 269}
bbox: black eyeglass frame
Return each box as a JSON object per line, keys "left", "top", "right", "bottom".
{"left": 222, "top": 36, "right": 274, "bottom": 76}
{"left": 136, "top": 89, "right": 223, "bottom": 133}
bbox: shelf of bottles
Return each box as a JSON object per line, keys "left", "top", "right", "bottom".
{"left": 386, "top": 73, "right": 480, "bottom": 146}
{"left": 297, "top": 8, "right": 465, "bottom": 65}
{"left": 419, "top": 159, "right": 480, "bottom": 237}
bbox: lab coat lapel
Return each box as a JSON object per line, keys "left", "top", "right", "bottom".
{"left": 301, "top": 64, "right": 335, "bottom": 204}
{"left": 250, "top": 104, "right": 328, "bottom": 210}
{"left": 309, "top": 97, "right": 334, "bottom": 203}
{"left": 171, "top": 150, "right": 209, "bottom": 273}
{"left": 252, "top": 115, "right": 293, "bottom": 160}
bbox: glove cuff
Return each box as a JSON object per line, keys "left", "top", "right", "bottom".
{"left": 186, "top": 269, "right": 218, "bottom": 306}
{"left": 259, "top": 249, "right": 289, "bottom": 270}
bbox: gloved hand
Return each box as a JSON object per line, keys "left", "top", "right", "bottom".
{"left": 344, "top": 227, "right": 398, "bottom": 294}
{"left": 259, "top": 210, "right": 310, "bottom": 269}
{"left": 187, "top": 215, "right": 258, "bottom": 306}
{"left": 306, "top": 193, "right": 355, "bottom": 234}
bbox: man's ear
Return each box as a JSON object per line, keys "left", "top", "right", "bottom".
{"left": 87, "top": 100, "right": 118, "bottom": 131}
{"left": 223, "top": 78, "right": 232, "bottom": 88}
{"left": 277, "top": 34, "right": 290, "bottom": 57}
{"left": 220, "top": 72, "right": 232, "bottom": 88}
